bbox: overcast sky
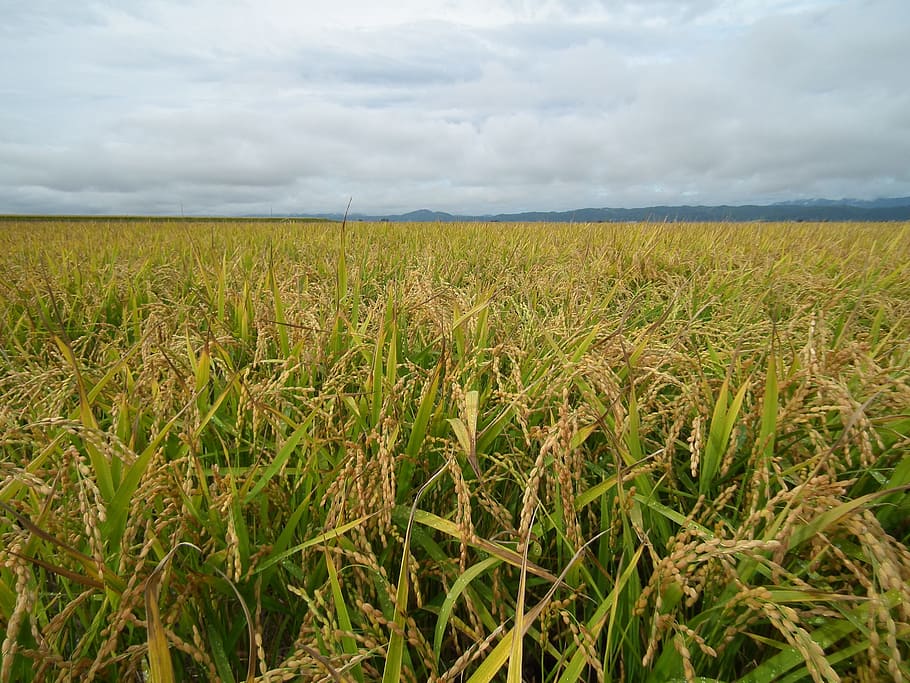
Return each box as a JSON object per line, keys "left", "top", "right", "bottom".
{"left": 2, "top": 1, "right": 909, "bottom": 215}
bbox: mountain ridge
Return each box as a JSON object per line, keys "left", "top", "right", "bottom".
{"left": 310, "top": 197, "right": 910, "bottom": 222}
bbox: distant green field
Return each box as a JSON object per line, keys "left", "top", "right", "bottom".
{"left": 1, "top": 219, "right": 908, "bottom": 682}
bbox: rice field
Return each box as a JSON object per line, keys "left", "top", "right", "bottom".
{"left": 0, "top": 218, "right": 908, "bottom": 682}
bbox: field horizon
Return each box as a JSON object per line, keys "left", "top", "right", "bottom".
{"left": 4, "top": 192, "right": 910, "bottom": 223}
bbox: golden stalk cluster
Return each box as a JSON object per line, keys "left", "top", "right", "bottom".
{"left": 0, "top": 218, "right": 908, "bottom": 682}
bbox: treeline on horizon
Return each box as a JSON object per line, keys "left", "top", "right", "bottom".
{"left": 4, "top": 199, "right": 910, "bottom": 223}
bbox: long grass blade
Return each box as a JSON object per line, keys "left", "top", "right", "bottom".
{"left": 382, "top": 464, "right": 448, "bottom": 683}
{"left": 506, "top": 507, "right": 535, "bottom": 683}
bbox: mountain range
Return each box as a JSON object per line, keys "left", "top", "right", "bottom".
{"left": 312, "top": 197, "right": 910, "bottom": 222}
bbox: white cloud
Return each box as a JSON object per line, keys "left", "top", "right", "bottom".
{"left": 1, "top": 0, "right": 909, "bottom": 215}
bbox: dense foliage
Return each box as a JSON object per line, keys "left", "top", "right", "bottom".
{"left": 1, "top": 219, "right": 908, "bottom": 682}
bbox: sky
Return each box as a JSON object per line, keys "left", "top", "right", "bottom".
{"left": 2, "top": 0, "right": 909, "bottom": 216}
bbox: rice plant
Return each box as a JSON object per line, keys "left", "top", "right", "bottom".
{"left": 1, "top": 218, "right": 908, "bottom": 682}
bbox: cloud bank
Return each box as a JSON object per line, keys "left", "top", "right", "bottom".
{"left": 2, "top": 0, "right": 908, "bottom": 215}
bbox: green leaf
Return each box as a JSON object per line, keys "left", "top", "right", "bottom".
{"left": 54, "top": 334, "right": 115, "bottom": 501}
{"left": 325, "top": 551, "right": 364, "bottom": 683}
{"left": 396, "top": 507, "right": 560, "bottom": 584}
{"left": 107, "top": 401, "right": 196, "bottom": 555}
{"left": 206, "top": 621, "right": 237, "bottom": 683}
{"left": 371, "top": 317, "right": 387, "bottom": 427}
{"left": 242, "top": 416, "right": 312, "bottom": 505}
{"left": 434, "top": 557, "right": 501, "bottom": 660}
{"left": 401, "top": 360, "right": 443, "bottom": 495}
{"left": 758, "top": 351, "right": 778, "bottom": 465}
{"left": 557, "top": 546, "right": 644, "bottom": 683}
{"left": 477, "top": 405, "right": 514, "bottom": 455}
{"left": 255, "top": 514, "right": 377, "bottom": 574}
{"left": 269, "top": 265, "right": 289, "bottom": 357}
{"left": 382, "top": 464, "right": 448, "bottom": 683}
{"left": 787, "top": 484, "right": 910, "bottom": 551}
{"left": 507, "top": 508, "right": 536, "bottom": 683}
{"left": 700, "top": 377, "right": 749, "bottom": 494}
{"left": 466, "top": 529, "right": 617, "bottom": 683}
{"left": 448, "top": 418, "right": 472, "bottom": 458}
{"left": 736, "top": 590, "right": 900, "bottom": 683}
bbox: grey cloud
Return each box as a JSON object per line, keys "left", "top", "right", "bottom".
{"left": 2, "top": 0, "right": 909, "bottom": 215}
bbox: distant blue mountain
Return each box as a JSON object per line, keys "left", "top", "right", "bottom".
{"left": 773, "top": 197, "right": 910, "bottom": 209}
{"left": 312, "top": 197, "right": 910, "bottom": 222}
